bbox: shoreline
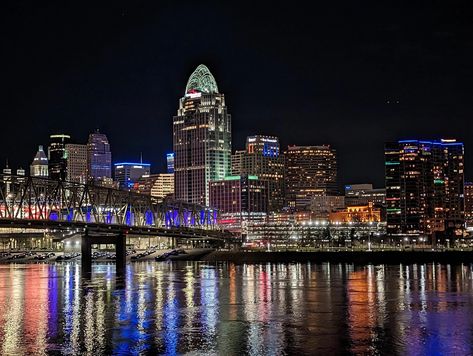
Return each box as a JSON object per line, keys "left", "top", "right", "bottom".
{"left": 199, "top": 250, "right": 473, "bottom": 264}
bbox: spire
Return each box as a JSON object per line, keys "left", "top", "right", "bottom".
{"left": 185, "top": 64, "right": 219, "bottom": 95}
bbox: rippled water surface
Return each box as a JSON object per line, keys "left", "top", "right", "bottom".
{"left": 0, "top": 262, "right": 473, "bottom": 355}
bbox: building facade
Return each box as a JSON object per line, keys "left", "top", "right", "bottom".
{"left": 385, "top": 139, "right": 464, "bottom": 239}
{"left": 209, "top": 175, "right": 268, "bottom": 214}
{"left": 87, "top": 130, "right": 112, "bottom": 183}
{"left": 464, "top": 182, "right": 473, "bottom": 227}
{"left": 344, "top": 184, "right": 386, "bottom": 206}
{"left": 65, "top": 144, "right": 88, "bottom": 184}
{"left": 166, "top": 153, "right": 175, "bottom": 174}
{"left": 285, "top": 145, "right": 337, "bottom": 210}
{"left": 329, "top": 203, "right": 381, "bottom": 224}
{"left": 133, "top": 173, "right": 175, "bottom": 201}
{"left": 114, "top": 162, "right": 151, "bottom": 190}
{"left": 173, "top": 64, "right": 232, "bottom": 205}
{"left": 30, "top": 145, "right": 49, "bottom": 177}
{"left": 231, "top": 135, "right": 285, "bottom": 212}
{"left": 310, "top": 195, "right": 345, "bottom": 219}
{"left": 48, "top": 134, "right": 70, "bottom": 181}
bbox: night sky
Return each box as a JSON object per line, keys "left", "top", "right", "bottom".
{"left": 2, "top": 1, "right": 473, "bottom": 187}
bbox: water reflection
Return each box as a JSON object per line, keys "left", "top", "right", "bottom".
{"left": 0, "top": 262, "right": 472, "bottom": 354}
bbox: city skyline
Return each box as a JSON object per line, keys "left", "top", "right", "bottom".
{"left": 3, "top": 2, "right": 473, "bottom": 187}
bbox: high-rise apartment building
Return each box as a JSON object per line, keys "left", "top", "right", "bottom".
{"left": 231, "top": 135, "right": 285, "bottom": 212}
{"left": 65, "top": 144, "right": 88, "bottom": 184}
{"left": 48, "top": 134, "right": 70, "bottom": 181}
{"left": 87, "top": 130, "right": 112, "bottom": 183}
{"left": 30, "top": 145, "right": 49, "bottom": 177}
{"left": 173, "top": 64, "right": 231, "bottom": 205}
{"left": 114, "top": 162, "right": 151, "bottom": 190}
{"left": 385, "top": 139, "right": 464, "bottom": 238}
{"left": 285, "top": 145, "right": 337, "bottom": 210}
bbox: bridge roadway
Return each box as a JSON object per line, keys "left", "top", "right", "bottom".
{"left": 0, "top": 217, "right": 227, "bottom": 240}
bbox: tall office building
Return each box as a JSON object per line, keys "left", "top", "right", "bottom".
{"left": 65, "top": 144, "right": 88, "bottom": 184}
{"left": 173, "top": 64, "right": 231, "bottom": 205}
{"left": 285, "top": 145, "right": 338, "bottom": 210}
{"left": 231, "top": 135, "right": 285, "bottom": 212}
{"left": 209, "top": 175, "right": 268, "bottom": 214}
{"left": 87, "top": 130, "right": 112, "bottom": 182}
{"left": 385, "top": 139, "right": 464, "bottom": 238}
{"left": 48, "top": 134, "right": 70, "bottom": 181}
{"left": 114, "top": 162, "right": 151, "bottom": 190}
{"left": 30, "top": 145, "right": 49, "bottom": 177}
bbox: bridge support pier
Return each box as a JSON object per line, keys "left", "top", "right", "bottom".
{"left": 81, "top": 230, "right": 92, "bottom": 276}
{"left": 81, "top": 230, "right": 127, "bottom": 277}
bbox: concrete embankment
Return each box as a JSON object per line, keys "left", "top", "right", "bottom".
{"left": 199, "top": 250, "right": 473, "bottom": 264}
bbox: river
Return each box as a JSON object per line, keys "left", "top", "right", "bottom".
{"left": 0, "top": 261, "right": 472, "bottom": 355}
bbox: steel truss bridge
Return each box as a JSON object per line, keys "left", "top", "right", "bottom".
{"left": 0, "top": 174, "right": 226, "bottom": 240}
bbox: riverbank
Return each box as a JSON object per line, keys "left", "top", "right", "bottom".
{"left": 200, "top": 250, "right": 473, "bottom": 264}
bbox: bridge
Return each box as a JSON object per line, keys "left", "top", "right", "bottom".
{"left": 0, "top": 174, "right": 229, "bottom": 273}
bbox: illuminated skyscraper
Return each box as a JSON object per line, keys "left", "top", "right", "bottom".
{"left": 48, "top": 134, "right": 70, "bottom": 181}
{"left": 231, "top": 135, "right": 285, "bottom": 212}
{"left": 30, "top": 145, "right": 49, "bottom": 177}
{"left": 385, "top": 139, "right": 464, "bottom": 239}
{"left": 87, "top": 130, "right": 112, "bottom": 183}
{"left": 65, "top": 144, "right": 87, "bottom": 184}
{"left": 173, "top": 64, "right": 231, "bottom": 205}
{"left": 285, "top": 145, "right": 338, "bottom": 210}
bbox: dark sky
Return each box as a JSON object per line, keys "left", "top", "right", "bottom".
{"left": 2, "top": 1, "right": 473, "bottom": 187}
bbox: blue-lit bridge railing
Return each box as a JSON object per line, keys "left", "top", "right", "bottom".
{"left": 0, "top": 174, "right": 218, "bottom": 233}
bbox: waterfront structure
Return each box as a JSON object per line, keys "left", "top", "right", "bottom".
{"left": 385, "top": 139, "right": 464, "bottom": 239}
{"left": 173, "top": 64, "right": 232, "bottom": 205}
{"left": 232, "top": 135, "right": 285, "bottom": 212}
{"left": 310, "top": 195, "right": 345, "bottom": 219}
{"left": 87, "top": 130, "right": 112, "bottom": 183}
{"left": 329, "top": 203, "right": 381, "bottom": 224}
{"left": 285, "top": 145, "right": 338, "bottom": 210}
{"left": 114, "top": 162, "right": 151, "bottom": 190}
{"left": 166, "top": 153, "right": 175, "bottom": 174}
{"left": 48, "top": 134, "right": 70, "bottom": 181}
{"left": 65, "top": 144, "right": 88, "bottom": 184}
{"left": 465, "top": 182, "right": 473, "bottom": 227}
{"left": 344, "top": 184, "right": 386, "bottom": 206}
{"left": 30, "top": 145, "right": 49, "bottom": 177}
{"left": 245, "top": 212, "right": 385, "bottom": 247}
